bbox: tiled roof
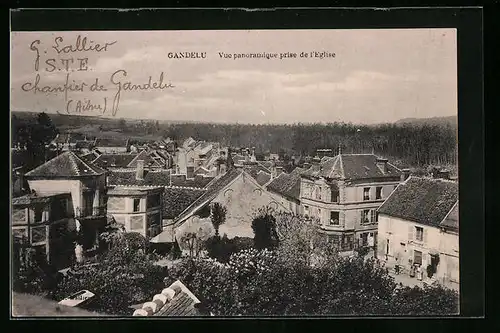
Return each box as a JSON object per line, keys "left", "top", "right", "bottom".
{"left": 107, "top": 169, "right": 172, "bottom": 186}
{"left": 25, "top": 151, "right": 106, "bottom": 178}
{"left": 378, "top": 176, "right": 459, "bottom": 228}
{"left": 107, "top": 186, "right": 163, "bottom": 196}
{"left": 79, "top": 151, "right": 101, "bottom": 164}
{"left": 128, "top": 150, "right": 167, "bottom": 169}
{"left": 92, "top": 153, "right": 138, "bottom": 169}
{"left": 12, "top": 194, "right": 54, "bottom": 206}
{"left": 170, "top": 174, "right": 215, "bottom": 188}
{"left": 254, "top": 171, "right": 272, "bottom": 186}
{"left": 163, "top": 187, "right": 206, "bottom": 219}
{"left": 440, "top": 202, "right": 459, "bottom": 231}
{"left": 266, "top": 167, "right": 304, "bottom": 202}
{"left": 301, "top": 154, "right": 401, "bottom": 180}
{"left": 132, "top": 280, "right": 203, "bottom": 317}
{"left": 95, "top": 137, "right": 129, "bottom": 148}
{"left": 75, "top": 140, "right": 95, "bottom": 149}
{"left": 175, "top": 169, "right": 242, "bottom": 223}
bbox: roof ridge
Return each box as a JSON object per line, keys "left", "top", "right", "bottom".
{"left": 68, "top": 152, "right": 81, "bottom": 176}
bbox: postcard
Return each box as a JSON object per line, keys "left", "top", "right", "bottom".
{"left": 10, "top": 10, "right": 470, "bottom": 318}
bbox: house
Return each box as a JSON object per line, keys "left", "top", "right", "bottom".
{"left": 299, "top": 153, "right": 405, "bottom": 253}
{"left": 92, "top": 153, "right": 138, "bottom": 169}
{"left": 12, "top": 192, "right": 75, "bottom": 269}
{"left": 182, "top": 137, "right": 197, "bottom": 149}
{"left": 107, "top": 184, "right": 163, "bottom": 239}
{"left": 50, "top": 133, "right": 88, "bottom": 152}
{"left": 128, "top": 150, "right": 172, "bottom": 170}
{"left": 377, "top": 176, "right": 459, "bottom": 290}
{"left": 23, "top": 151, "right": 108, "bottom": 254}
{"left": 74, "top": 140, "right": 96, "bottom": 154}
{"left": 79, "top": 150, "right": 102, "bottom": 164}
{"left": 132, "top": 280, "right": 209, "bottom": 316}
{"left": 266, "top": 167, "right": 304, "bottom": 215}
{"left": 94, "top": 137, "right": 129, "bottom": 153}
{"left": 161, "top": 187, "right": 206, "bottom": 227}
{"left": 172, "top": 168, "right": 289, "bottom": 239}
{"left": 107, "top": 168, "right": 172, "bottom": 187}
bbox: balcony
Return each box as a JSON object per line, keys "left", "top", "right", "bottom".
{"left": 74, "top": 206, "right": 107, "bottom": 219}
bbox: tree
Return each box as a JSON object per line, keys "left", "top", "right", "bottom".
{"left": 251, "top": 207, "right": 279, "bottom": 250}
{"left": 51, "top": 233, "right": 166, "bottom": 315}
{"left": 178, "top": 219, "right": 213, "bottom": 257}
{"left": 210, "top": 202, "right": 227, "bottom": 237}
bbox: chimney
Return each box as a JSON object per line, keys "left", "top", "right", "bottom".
{"left": 376, "top": 158, "right": 388, "bottom": 174}
{"left": 400, "top": 168, "right": 411, "bottom": 181}
{"left": 136, "top": 160, "right": 145, "bottom": 180}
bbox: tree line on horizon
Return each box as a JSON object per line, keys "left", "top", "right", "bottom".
{"left": 11, "top": 112, "right": 458, "bottom": 169}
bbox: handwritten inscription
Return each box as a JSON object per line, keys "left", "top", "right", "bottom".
{"left": 21, "top": 34, "right": 175, "bottom": 117}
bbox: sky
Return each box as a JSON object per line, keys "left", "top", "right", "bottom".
{"left": 10, "top": 29, "right": 457, "bottom": 125}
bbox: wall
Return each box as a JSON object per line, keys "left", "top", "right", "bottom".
{"left": 210, "top": 173, "right": 289, "bottom": 238}
{"left": 377, "top": 214, "right": 459, "bottom": 289}
{"left": 27, "top": 179, "right": 82, "bottom": 216}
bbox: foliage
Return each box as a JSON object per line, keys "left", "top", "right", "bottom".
{"left": 98, "top": 216, "right": 125, "bottom": 250}
{"left": 251, "top": 207, "right": 279, "bottom": 250}
{"left": 167, "top": 252, "right": 459, "bottom": 316}
{"left": 390, "top": 284, "right": 459, "bottom": 315}
{"left": 11, "top": 112, "right": 59, "bottom": 170}
{"left": 177, "top": 219, "right": 213, "bottom": 257}
{"left": 51, "top": 233, "right": 166, "bottom": 315}
{"left": 210, "top": 202, "right": 227, "bottom": 237}
{"left": 205, "top": 235, "right": 253, "bottom": 263}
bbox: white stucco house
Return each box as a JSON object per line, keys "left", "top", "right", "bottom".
{"left": 377, "top": 176, "right": 459, "bottom": 290}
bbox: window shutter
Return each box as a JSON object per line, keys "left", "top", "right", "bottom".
{"left": 423, "top": 228, "right": 428, "bottom": 244}
{"left": 408, "top": 225, "right": 413, "bottom": 241}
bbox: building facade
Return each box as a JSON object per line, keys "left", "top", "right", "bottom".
{"left": 23, "top": 152, "right": 108, "bottom": 254}
{"left": 300, "top": 154, "right": 404, "bottom": 253}
{"left": 377, "top": 176, "right": 459, "bottom": 290}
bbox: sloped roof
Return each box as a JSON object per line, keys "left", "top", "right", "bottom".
{"left": 162, "top": 187, "right": 206, "bottom": 219}
{"left": 75, "top": 140, "right": 95, "bottom": 149}
{"left": 301, "top": 154, "right": 401, "bottom": 180}
{"left": 266, "top": 167, "right": 304, "bottom": 202}
{"left": 12, "top": 194, "right": 53, "bottom": 206}
{"left": 128, "top": 150, "right": 167, "bottom": 169}
{"left": 174, "top": 169, "right": 242, "bottom": 223}
{"left": 92, "top": 153, "right": 138, "bottom": 169}
{"left": 378, "top": 176, "right": 459, "bottom": 228}
{"left": 440, "top": 202, "right": 459, "bottom": 231}
{"left": 132, "top": 280, "right": 203, "bottom": 317}
{"left": 25, "top": 151, "right": 106, "bottom": 178}
{"left": 107, "top": 169, "right": 171, "bottom": 186}
{"left": 170, "top": 174, "right": 215, "bottom": 188}
{"left": 95, "top": 137, "right": 129, "bottom": 148}
{"left": 254, "top": 171, "right": 272, "bottom": 187}
{"left": 79, "top": 151, "right": 101, "bottom": 164}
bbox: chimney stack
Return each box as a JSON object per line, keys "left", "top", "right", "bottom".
{"left": 400, "top": 168, "right": 411, "bottom": 181}
{"left": 136, "top": 160, "right": 145, "bottom": 180}
{"left": 376, "top": 157, "right": 388, "bottom": 174}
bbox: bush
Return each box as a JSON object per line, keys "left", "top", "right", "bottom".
{"left": 205, "top": 235, "right": 254, "bottom": 263}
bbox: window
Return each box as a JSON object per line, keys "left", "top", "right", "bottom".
{"left": 414, "top": 250, "right": 423, "bottom": 265}
{"left": 342, "top": 234, "right": 354, "bottom": 251}
{"left": 317, "top": 208, "right": 322, "bottom": 219}
{"left": 330, "top": 211, "right": 340, "bottom": 225}
{"left": 370, "top": 210, "right": 378, "bottom": 223}
{"left": 34, "top": 208, "right": 43, "bottom": 222}
{"left": 304, "top": 205, "right": 309, "bottom": 216}
{"left": 363, "top": 187, "right": 370, "bottom": 201}
{"left": 147, "top": 194, "right": 161, "bottom": 209}
{"left": 360, "top": 233, "right": 368, "bottom": 246}
{"left": 331, "top": 188, "right": 339, "bottom": 203}
{"left": 315, "top": 186, "right": 322, "bottom": 200}
{"left": 376, "top": 187, "right": 383, "bottom": 200}
{"left": 361, "top": 210, "right": 370, "bottom": 224}
{"left": 133, "top": 199, "right": 141, "bottom": 212}
{"left": 415, "top": 226, "right": 424, "bottom": 242}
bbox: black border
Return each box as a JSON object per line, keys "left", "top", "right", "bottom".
{"left": 9, "top": 6, "right": 484, "bottom": 326}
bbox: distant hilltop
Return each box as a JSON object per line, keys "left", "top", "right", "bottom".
{"left": 395, "top": 115, "right": 457, "bottom": 127}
